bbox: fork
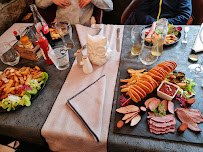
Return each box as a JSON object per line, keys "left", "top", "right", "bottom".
{"left": 182, "top": 26, "right": 190, "bottom": 43}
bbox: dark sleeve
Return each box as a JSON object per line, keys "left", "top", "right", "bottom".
{"left": 168, "top": 0, "right": 192, "bottom": 25}
{"left": 134, "top": 0, "right": 156, "bottom": 25}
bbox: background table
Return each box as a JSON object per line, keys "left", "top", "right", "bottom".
{"left": 108, "top": 25, "right": 203, "bottom": 152}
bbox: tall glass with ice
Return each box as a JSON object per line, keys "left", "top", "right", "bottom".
{"left": 48, "top": 45, "right": 70, "bottom": 70}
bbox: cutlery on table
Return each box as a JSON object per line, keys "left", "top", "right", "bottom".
{"left": 182, "top": 26, "right": 190, "bottom": 44}
{"left": 116, "top": 28, "right": 120, "bottom": 52}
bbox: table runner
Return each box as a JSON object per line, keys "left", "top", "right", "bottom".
{"left": 41, "top": 24, "right": 124, "bottom": 152}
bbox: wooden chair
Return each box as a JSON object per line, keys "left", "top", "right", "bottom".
{"left": 121, "top": 0, "right": 194, "bottom": 25}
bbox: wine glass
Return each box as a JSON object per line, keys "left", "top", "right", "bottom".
{"left": 139, "top": 40, "right": 158, "bottom": 65}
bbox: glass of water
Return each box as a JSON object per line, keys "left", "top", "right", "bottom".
{"left": 55, "top": 22, "right": 74, "bottom": 49}
{"left": 139, "top": 40, "right": 158, "bottom": 65}
{"left": 48, "top": 45, "right": 70, "bottom": 70}
{"left": 131, "top": 27, "right": 144, "bottom": 55}
{"left": 0, "top": 42, "right": 20, "bottom": 66}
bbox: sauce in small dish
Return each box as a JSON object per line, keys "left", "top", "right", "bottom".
{"left": 157, "top": 81, "right": 179, "bottom": 100}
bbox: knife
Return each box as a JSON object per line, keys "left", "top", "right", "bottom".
{"left": 116, "top": 28, "right": 120, "bottom": 52}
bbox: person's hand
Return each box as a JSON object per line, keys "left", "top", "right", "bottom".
{"left": 51, "top": 0, "right": 71, "bottom": 9}
{"left": 79, "top": 0, "right": 92, "bottom": 9}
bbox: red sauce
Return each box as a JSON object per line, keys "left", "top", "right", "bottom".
{"left": 159, "top": 82, "right": 178, "bottom": 96}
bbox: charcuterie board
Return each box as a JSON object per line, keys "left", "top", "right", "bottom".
{"left": 113, "top": 63, "right": 203, "bottom": 144}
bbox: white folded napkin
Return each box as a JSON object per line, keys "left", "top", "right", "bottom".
{"left": 67, "top": 75, "right": 106, "bottom": 142}
{"left": 192, "top": 23, "right": 203, "bottom": 53}
{"left": 75, "top": 24, "right": 101, "bottom": 48}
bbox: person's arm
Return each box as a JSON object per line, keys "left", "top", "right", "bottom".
{"left": 135, "top": 0, "right": 156, "bottom": 25}
{"left": 167, "top": 0, "right": 192, "bottom": 25}
{"left": 91, "top": 0, "right": 113, "bottom": 11}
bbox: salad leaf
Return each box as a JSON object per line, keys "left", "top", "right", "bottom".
{"left": 1, "top": 94, "right": 31, "bottom": 111}
{"left": 29, "top": 79, "right": 44, "bottom": 90}
{"left": 38, "top": 72, "right": 48, "bottom": 82}
{"left": 22, "top": 95, "right": 31, "bottom": 106}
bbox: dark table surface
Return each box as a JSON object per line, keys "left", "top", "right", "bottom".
{"left": 108, "top": 25, "right": 203, "bottom": 152}
{"left": 0, "top": 25, "right": 81, "bottom": 146}
{"left": 0, "top": 25, "right": 203, "bottom": 152}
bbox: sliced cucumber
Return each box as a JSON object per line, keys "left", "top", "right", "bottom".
{"left": 189, "top": 54, "right": 198, "bottom": 62}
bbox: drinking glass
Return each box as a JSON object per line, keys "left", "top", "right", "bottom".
{"left": 139, "top": 40, "right": 158, "bottom": 65}
{"left": 48, "top": 45, "right": 70, "bottom": 70}
{"left": 131, "top": 27, "right": 144, "bottom": 55}
{"left": 55, "top": 22, "right": 74, "bottom": 49}
{"left": 0, "top": 42, "right": 20, "bottom": 66}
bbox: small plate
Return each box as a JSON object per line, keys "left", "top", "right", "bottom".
{"left": 141, "top": 25, "right": 181, "bottom": 46}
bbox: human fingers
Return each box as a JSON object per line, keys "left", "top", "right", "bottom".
{"left": 61, "top": 0, "right": 71, "bottom": 6}
{"left": 79, "top": 0, "right": 85, "bottom": 8}
{"left": 81, "top": 2, "right": 88, "bottom": 9}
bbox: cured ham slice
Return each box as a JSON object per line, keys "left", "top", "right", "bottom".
{"left": 144, "top": 97, "right": 157, "bottom": 109}
{"left": 148, "top": 119, "right": 176, "bottom": 128}
{"left": 149, "top": 125, "right": 175, "bottom": 132}
{"left": 147, "top": 112, "right": 176, "bottom": 134}
{"left": 151, "top": 114, "right": 175, "bottom": 123}
{"left": 150, "top": 128, "right": 175, "bottom": 134}
{"left": 149, "top": 98, "right": 160, "bottom": 111}
{"left": 168, "top": 100, "right": 174, "bottom": 114}
{"left": 176, "top": 110, "right": 201, "bottom": 132}
{"left": 158, "top": 100, "right": 168, "bottom": 112}
{"left": 175, "top": 108, "right": 203, "bottom": 124}
{"left": 116, "top": 105, "right": 139, "bottom": 114}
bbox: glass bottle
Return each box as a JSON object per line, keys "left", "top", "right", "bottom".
{"left": 13, "top": 31, "right": 20, "bottom": 40}
{"left": 153, "top": 18, "right": 168, "bottom": 56}
{"left": 36, "top": 31, "right": 53, "bottom": 65}
{"left": 30, "top": 4, "right": 55, "bottom": 47}
{"left": 20, "top": 35, "right": 34, "bottom": 49}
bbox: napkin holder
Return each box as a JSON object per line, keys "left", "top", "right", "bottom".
{"left": 86, "top": 34, "right": 112, "bottom": 66}
{"left": 13, "top": 41, "right": 42, "bottom": 61}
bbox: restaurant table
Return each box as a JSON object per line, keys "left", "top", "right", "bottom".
{"left": 0, "top": 23, "right": 203, "bottom": 152}
{"left": 108, "top": 25, "right": 203, "bottom": 152}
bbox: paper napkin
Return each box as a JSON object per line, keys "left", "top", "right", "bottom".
{"left": 192, "top": 23, "right": 203, "bottom": 53}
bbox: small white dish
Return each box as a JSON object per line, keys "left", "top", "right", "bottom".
{"left": 157, "top": 81, "right": 179, "bottom": 101}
